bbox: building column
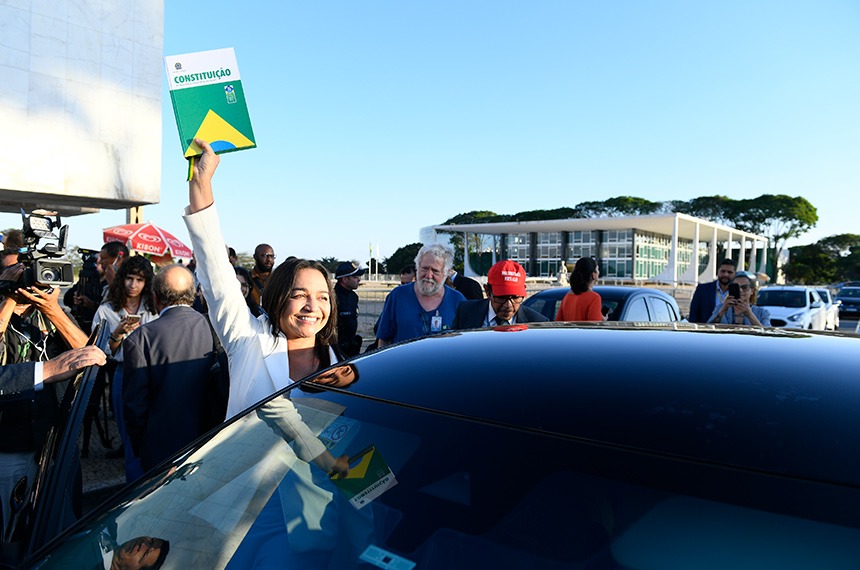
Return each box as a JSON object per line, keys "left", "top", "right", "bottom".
{"left": 528, "top": 232, "right": 538, "bottom": 276}
{"left": 749, "top": 237, "right": 758, "bottom": 275}
{"left": 670, "top": 215, "right": 679, "bottom": 285}
{"left": 126, "top": 206, "right": 143, "bottom": 224}
{"left": 704, "top": 226, "right": 718, "bottom": 282}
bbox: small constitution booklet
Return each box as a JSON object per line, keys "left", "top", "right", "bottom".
{"left": 164, "top": 47, "right": 256, "bottom": 161}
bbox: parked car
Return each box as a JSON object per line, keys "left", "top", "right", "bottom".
{"left": 17, "top": 324, "right": 860, "bottom": 569}
{"left": 523, "top": 286, "right": 683, "bottom": 322}
{"left": 815, "top": 288, "right": 841, "bottom": 330}
{"left": 836, "top": 286, "right": 860, "bottom": 318}
{"left": 756, "top": 286, "right": 827, "bottom": 330}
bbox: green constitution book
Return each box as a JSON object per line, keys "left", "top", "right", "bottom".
{"left": 164, "top": 47, "right": 256, "bottom": 158}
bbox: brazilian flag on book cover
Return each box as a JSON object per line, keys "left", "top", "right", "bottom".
{"left": 331, "top": 446, "right": 398, "bottom": 510}
{"left": 164, "top": 47, "right": 256, "bottom": 158}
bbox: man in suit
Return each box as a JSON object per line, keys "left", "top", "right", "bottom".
{"left": 452, "top": 260, "right": 547, "bottom": 329}
{"left": 122, "top": 264, "right": 227, "bottom": 474}
{"left": 450, "top": 269, "right": 484, "bottom": 300}
{"left": 688, "top": 258, "right": 737, "bottom": 323}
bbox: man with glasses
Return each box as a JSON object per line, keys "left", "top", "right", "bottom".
{"left": 249, "top": 243, "right": 276, "bottom": 306}
{"left": 376, "top": 243, "right": 466, "bottom": 347}
{"left": 452, "top": 260, "right": 547, "bottom": 329}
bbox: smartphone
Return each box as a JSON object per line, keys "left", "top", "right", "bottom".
{"left": 728, "top": 283, "right": 741, "bottom": 299}
{"left": 126, "top": 314, "right": 141, "bottom": 324}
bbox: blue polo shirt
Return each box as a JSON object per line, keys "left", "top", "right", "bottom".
{"left": 376, "top": 283, "right": 466, "bottom": 344}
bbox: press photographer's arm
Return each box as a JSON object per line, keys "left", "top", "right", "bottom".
{"left": 18, "top": 285, "right": 88, "bottom": 348}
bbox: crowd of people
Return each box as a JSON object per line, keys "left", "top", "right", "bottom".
{"left": 0, "top": 138, "right": 771, "bottom": 561}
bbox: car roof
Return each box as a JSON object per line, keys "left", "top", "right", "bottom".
{"left": 760, "top": 285, "right": 813, "bottom": 291}
{"left": 342, "top": 324, "right": 860, "bottom": 488}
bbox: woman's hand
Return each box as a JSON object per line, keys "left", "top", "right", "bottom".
{"left": 734, "top": 298, "right": 753, "bottom": 317}
{"left": 114, "top": 316, "right": 140, "bottom": 338}
{"left": 188, "top": 138, "right": 220, "bottom": 214}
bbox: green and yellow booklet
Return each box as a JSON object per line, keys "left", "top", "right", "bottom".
{"left": 331, "top": 446, "right": 398, "bottom": 510}
{"left": 164, "top": 47, "right": 256, "bottom": 161}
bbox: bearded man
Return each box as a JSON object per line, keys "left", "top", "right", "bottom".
{"left": 375, "top": 243, "right": 466, "bottom": 347}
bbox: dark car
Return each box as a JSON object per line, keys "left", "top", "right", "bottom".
{"left": 523, "top": 285, "right": 683, "bottom": 322}
{"left": 836, "top": 286, "right": 860, "bottom": 318}
{"left": 19, "top": 324, "right": 860, "bottom": 569}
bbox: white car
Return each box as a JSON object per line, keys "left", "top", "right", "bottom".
{"left": 815, "top": 288, "right": 841, "bottom": 331}
{"left": 756, "top": 286, "right": 827, "bottom": 330}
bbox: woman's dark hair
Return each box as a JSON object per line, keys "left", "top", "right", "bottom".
{"left": 262, "top": 258, "right": 338, "bottom": 367}
{"left": 106, "top": 255, "right": 156, "bottom": 314}
{"left": 235, "top": 266, "right": 262, "bottom": 317}
{"left": 570, "top": 257, "right": 598, "bottom": 295}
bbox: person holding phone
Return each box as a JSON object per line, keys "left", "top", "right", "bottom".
{"left": 93, "top": 255, "right": 158, "bottom": 481}
{"left": 708, "top": 271, "right": 771, "bottom": 326}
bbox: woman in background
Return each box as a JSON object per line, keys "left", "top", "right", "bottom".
{"left": 235, "top": 266, "right": 263, "bottom": 318}
{"left": 708, "top": 271, "right": 770, "bottom": 326}
{"left": 556, "top": 257, "right": 604, "bottom": 322}
{"left": 93, "top": 255, "right": 158, "bottom": 482}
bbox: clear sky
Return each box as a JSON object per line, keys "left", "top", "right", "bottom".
{"left": 4, "top": 1, "right": 859, "bottom": 265}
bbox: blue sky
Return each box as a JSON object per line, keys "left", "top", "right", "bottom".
{"left": 5, "top": 1, "right": 859, "bottom": 265}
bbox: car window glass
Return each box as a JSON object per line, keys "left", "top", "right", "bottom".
{"left": 30, "top": 384, "right": 860, "bottom": 569}
{"left": 757, "top": 290, "right": 805, "bottom": 308}
{"left": 525, "top": 296, "right": 558, "bottom": 320}
{"left": 649, "top": 299, "right": 674, "bottom": 322}
{"left": 622, "top": 298, "right": 650, "bottom": 321}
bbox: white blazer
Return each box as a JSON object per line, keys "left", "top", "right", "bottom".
{"left": 184, "top": 204, "right": 327, "bottom": 461}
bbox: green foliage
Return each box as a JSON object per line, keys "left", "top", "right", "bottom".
{"left": 732, "top": 195, "right": 818, "bottom": 257}
{"left": 783, "top": 233, "right": 860, "bottom": 284}
{"left": 318, "top": 256, "right": 341, "bottom": 274}
{"left": 384, "top": 243, "right": 422, "bottom": 275}
{"left": 671, "top": 195, "right": 736, "bottom": 225}
{"left": 512, "top": 207, "right": 583, "bottom": 221}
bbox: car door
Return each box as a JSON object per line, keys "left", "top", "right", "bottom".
{"left": 808, "top": 290, "right": 826, "bottom": 330}
{"left": 645, "top": 295, "right": 679, "bottom": 323}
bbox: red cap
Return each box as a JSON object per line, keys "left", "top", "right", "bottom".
{"left": 487, "top": 260, "right": 527, "bottom": 296}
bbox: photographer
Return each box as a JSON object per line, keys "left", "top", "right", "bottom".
{"left": 0, "top": 258, "right": 95, "bottom": 543}
{"left": 708, "top": 271, "right": 771, "bottom": 326}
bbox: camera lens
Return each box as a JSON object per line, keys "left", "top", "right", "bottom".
{"left": 40, "top": 266, "right": 61, "bottom": 283}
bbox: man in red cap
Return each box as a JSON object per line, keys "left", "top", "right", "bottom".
{"left": 451, "top": 260, "right": 547, "bottom": 329}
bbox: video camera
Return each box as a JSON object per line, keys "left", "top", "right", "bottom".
{"left": 0, "top": 209, "right": 74, "bottom": 296}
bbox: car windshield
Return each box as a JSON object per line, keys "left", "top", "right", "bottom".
{"left": 27, "top": 350, "right": 860, "bottom": 569}
{"left": 757, "top": 290, "right": 806, "bottom": 308}
{"left": 839, "top": 288, "right": 860, "bottom": 298}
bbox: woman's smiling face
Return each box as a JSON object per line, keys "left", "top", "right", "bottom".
{"left": 279, "top": 267, "right": 331, "bottom": 341}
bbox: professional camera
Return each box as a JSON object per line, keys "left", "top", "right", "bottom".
{"left": 0, "top": 210, "right": 74, "bottom": 295}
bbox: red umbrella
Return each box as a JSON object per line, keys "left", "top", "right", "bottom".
{"left": 103, "top": 222, "right": 193, "bottom": 258}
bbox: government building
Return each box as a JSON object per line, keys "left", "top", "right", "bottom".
{"left": 427, "top": 213, "right": 769, "bottom": 285}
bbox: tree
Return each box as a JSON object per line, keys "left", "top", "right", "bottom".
{"left": 575, "top": 196, "right": 662, "bottom": 218}
{"left": 731, "top": 195, "right": 818, "bottom": 262}
{"left": 669, "top": 195, "right": 736, "bottom": 225}
{"left": 783, "top": 233, "right": 860, "bottom": 284}
{"left": 318, "top": 257, "right": 341, "bottom": 275}
{"left": 384, "top": 243, "right": 422, "bottom": 275}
